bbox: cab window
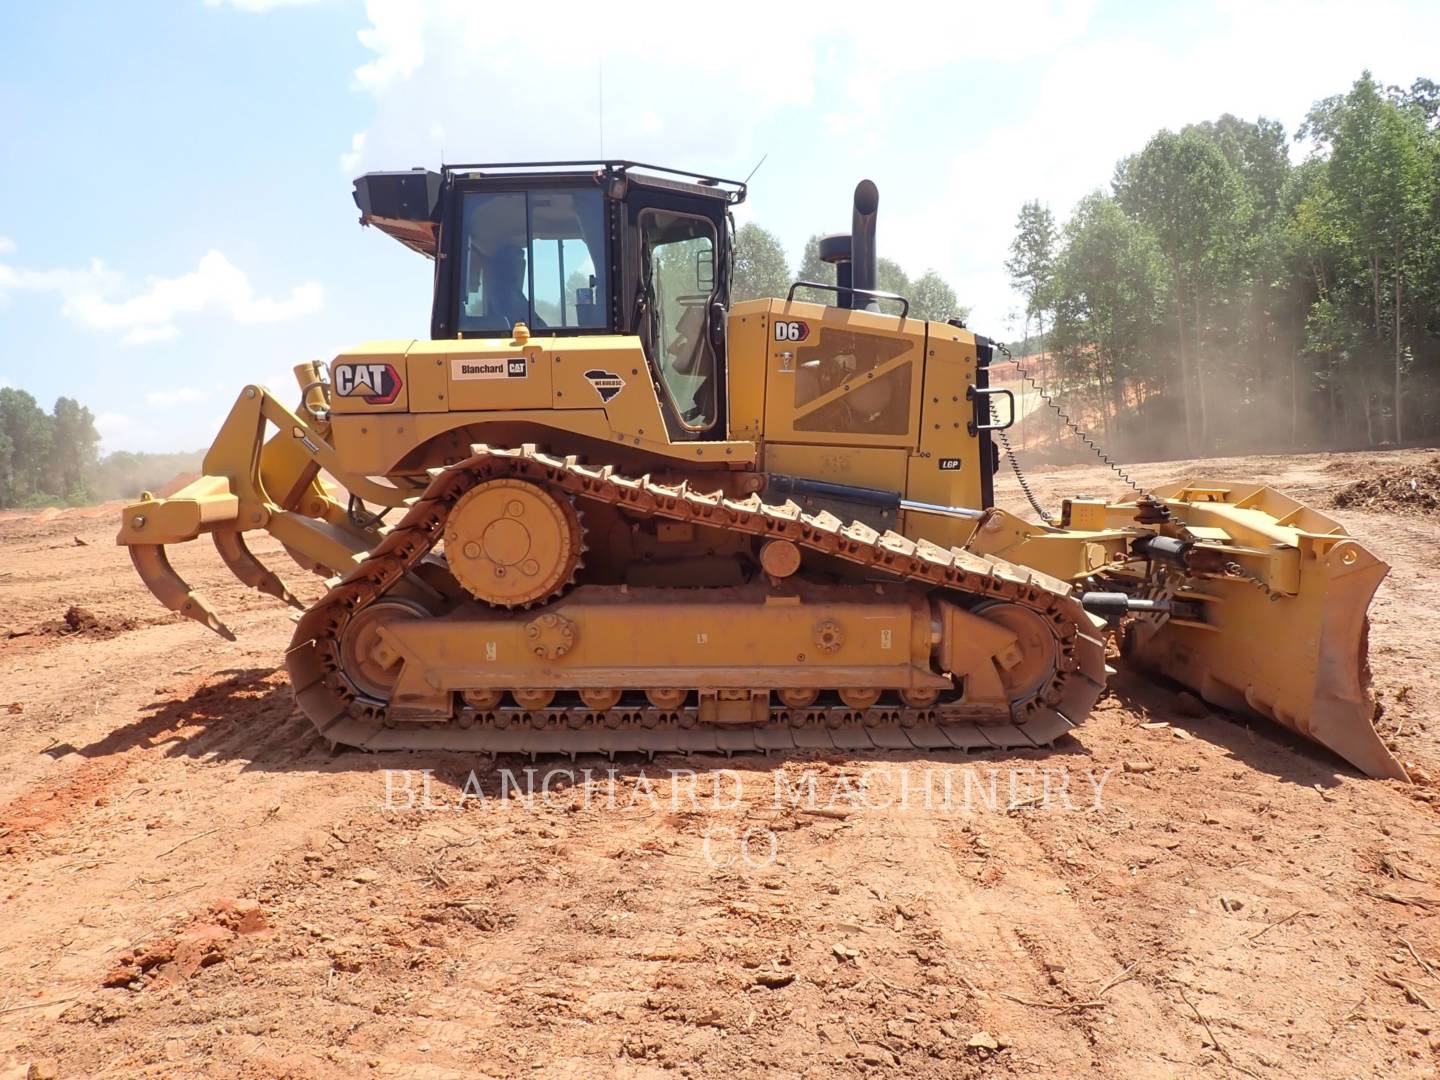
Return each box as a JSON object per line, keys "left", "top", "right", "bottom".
{"left": 640, "top": 210, "right": 717, "bottom": 430}
{"left": 457, "top": 189, "right": 607, "bottom": 333}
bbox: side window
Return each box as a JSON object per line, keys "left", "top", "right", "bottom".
{"left": 457, "top": 189, "right": 608, "bottom": 334}
{"left": 458, "top": 193, "right": 528, "bottom": 333}
{"left": 640, "top": 210, "right": 717, "bottom": 430}
{"left": 530, "top": 190, "right": 607, "bottom": 329}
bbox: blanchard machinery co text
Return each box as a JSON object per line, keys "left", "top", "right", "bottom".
{"left": 380, "top": 765, "right": 1116, "bottom": 814}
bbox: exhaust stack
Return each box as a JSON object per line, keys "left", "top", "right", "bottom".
{"left": 851, "top": 179, "right": 879, "bottom": 311}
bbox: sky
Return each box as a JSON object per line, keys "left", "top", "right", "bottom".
{"left": 2, "top": 0, "right": 1439, "bottom": 453}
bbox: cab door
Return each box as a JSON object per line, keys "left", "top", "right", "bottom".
{"left": 625, "top": 191, "right": 730, "bottom": 441}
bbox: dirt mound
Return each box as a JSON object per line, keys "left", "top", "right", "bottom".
{"left": 1330, "top": 456, "right": 1440, "bottom": 515}
{"left": 37, "top": 605, "right": 141, "bottom": 639}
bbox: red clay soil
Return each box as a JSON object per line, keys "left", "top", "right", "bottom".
{"left": 0, "top": 447, "right": 1438, "bottom": 1078}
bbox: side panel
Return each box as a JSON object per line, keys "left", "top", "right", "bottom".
{"left": 909, "top": 328, "right": 986, "bottom": 511}
{"left": 725, "top": 300, "right": 772, "bottom": 444}
{"left": 328, "top": 341, "right": 415, "bottom": 414}
{"left": 327, "top": 336, "right": 756, "bottom": 476}
{"left": 765, "top": 443, "right": 909, "bottom": 494}
{"left": 761, "top": 299, "right": 924, "bottom": 449}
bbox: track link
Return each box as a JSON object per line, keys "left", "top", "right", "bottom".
{"left": 287, "top": 445, "right": 1108, "bottom": 756}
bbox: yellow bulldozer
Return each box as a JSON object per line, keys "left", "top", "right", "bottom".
{"left": 116, "top": 161, "right": 1404, "bottom": 779}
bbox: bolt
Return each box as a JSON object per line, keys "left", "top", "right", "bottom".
{"left": 132, "top": 515, "right": 146, "bottom": 529}
{"left": 246, "top": 387, "right": 257, "bottom": 398}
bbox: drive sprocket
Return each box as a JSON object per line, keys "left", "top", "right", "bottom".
{"left": 443, "top": 478, "right": 583, "bottom": 607}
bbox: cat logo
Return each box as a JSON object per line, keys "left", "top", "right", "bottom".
{"left": 333, "top": 361, "right": 401, "bottom": 405}
{"left": 583, "top": 369, "right": 626, "bottom": 403}
{"left": 774, "top": 320, "right": 810, "bottom": 342}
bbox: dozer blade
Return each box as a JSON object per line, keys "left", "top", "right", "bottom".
{"left": 213, "top": 530, "right": 304, "bottom": 610}
{"left": 129, "top": 544, "right": 236, "bottom": 641}
{"left": 1126, "top": 482, "right": 1405, "bottom": 781}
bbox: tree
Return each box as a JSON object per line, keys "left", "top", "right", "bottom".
{"left": 731, "top": 223, "right": 791, "bottom": 302}
{"left": 51, "top": 397, "right": 100, "bottom": 500}
{"left": 0, "top": 426, "right": 12, "bottom": 507}
{"left": 875, "top": 257, "right": 910, "bottom": 302}
{"left": 1046, "top": 193, "right": 1168, "bottom": 437}
{"left": 1187, "top": 114, "right": 1290, "bottom": 229}
{"left": 1004, "top": 201, "right": 1057, "bottom": 350}
{"left": 0, "top": 388, "right": 54, "bottom": 504}
{"left": 793, "top": 232, "right": 961, "bottom": 317}
{"left": 1325, "top": 72, "right": 1432, "bottom": 441}
{"left": 910, "top": 271, "right": 968, "bottom": 323}
{"left": 795, "top": 234, "right": 836, "bottom": 300}
{"left": 1115, "top": 129, "right": 1251, "bottom": 451}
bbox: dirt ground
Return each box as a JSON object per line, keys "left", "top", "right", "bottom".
{"left": 2, "top": 448, "right": 1439, "bottom": 1079}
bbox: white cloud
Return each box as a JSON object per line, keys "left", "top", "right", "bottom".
{"left": 339, "top": 131, "right": 367, "bottom": 174}
{"left": 145, "top": 386, "right": 209, "bottom": 407}
{"left": 203, "top": 0, "right": 322, "bottom": 12}
{"left": 874, "top": 0, "right": 1440, "bottom": 330}
{"left": 341, "top": 0, "right": 886, "bottom": 173}
{"left": 334, "top": 0, "right": 1440, "bottom": 334}
{"left": 335, "top": 0, "right": 1098, "bottom": 321}
{"left": 0, "top": 249, "right": 323, "bottom": 345}
{"left": 124, "top": 325, "right": 180, "bottom": 347}
{"left": 354, "top": 1, "right": 425, "bottom": 92}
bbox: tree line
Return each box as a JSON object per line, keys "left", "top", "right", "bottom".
{"left": 0, "top": 388, "right": 207, "bottom": 509}
{"left": 0, "top": 388, "right": 102, "bottom": 508}
{"left": 1006, "top": 71, "right": 1440, "bottom": 460}
{"left": 731, "top": 224, "right": 970, "bottom": 324}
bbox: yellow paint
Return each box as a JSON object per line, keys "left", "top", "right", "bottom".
{"left": 764, "top": 443, "right": 908, "bottom": 493}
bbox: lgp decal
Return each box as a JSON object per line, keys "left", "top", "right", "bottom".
{"left": 334, "top": 362, "right": 401, "bottom": 405}
{"left": 938, "top": 458, "right": 961, "bottom": 471}
{"left": 452, "top": 356, "right": 528, "bottom": 381}
{"left": 584, "top": 369, "right": 626, "bottom": 403}
{"left": 774, "top": 320, "right": 810, "bottom": 342}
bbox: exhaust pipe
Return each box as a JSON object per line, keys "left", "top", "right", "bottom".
{"left": 851, "top": 179, "right": 879, "bottom": 312}
{"left": 818, "top": 233, "right": 853, "bottom": 309}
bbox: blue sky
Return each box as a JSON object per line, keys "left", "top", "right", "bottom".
{"left": 2, "top": 0, "right": 1439, "bottom": 452}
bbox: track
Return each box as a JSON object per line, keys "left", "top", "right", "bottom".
{"left": 286, "top": 444, "right": 1109, "bottom": 754}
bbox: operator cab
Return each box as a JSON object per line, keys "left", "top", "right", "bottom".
{"left": 352, "top": 161, "right": 746, "bottom": 440}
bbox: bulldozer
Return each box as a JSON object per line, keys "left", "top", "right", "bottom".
{"left": 117, "top": 161, "right": 1405, "bottom": 780}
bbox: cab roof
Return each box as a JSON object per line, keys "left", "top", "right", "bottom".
{"left": 353, "top": 160, "right": 746, "bottom": 259}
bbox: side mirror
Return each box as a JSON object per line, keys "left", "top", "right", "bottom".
{"left": 696, "top": 249, "right": 714, "bottom": 290}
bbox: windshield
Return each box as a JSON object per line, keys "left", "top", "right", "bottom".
{"left": 457, "top": 188, "right": 607, "bottom": 334}
{"left": 640, "top": 209, "right": 718, "bottom": 430}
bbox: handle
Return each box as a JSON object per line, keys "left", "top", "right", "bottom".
{"left": 967, "top": 386, "right": 1015, "bottom": 434}
{"left": 785, "top": 280, "right": 910, "bottom": 319}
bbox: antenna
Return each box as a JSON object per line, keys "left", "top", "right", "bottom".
{"left": 743, "top": 152, "right": 768, "bottom": 186}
